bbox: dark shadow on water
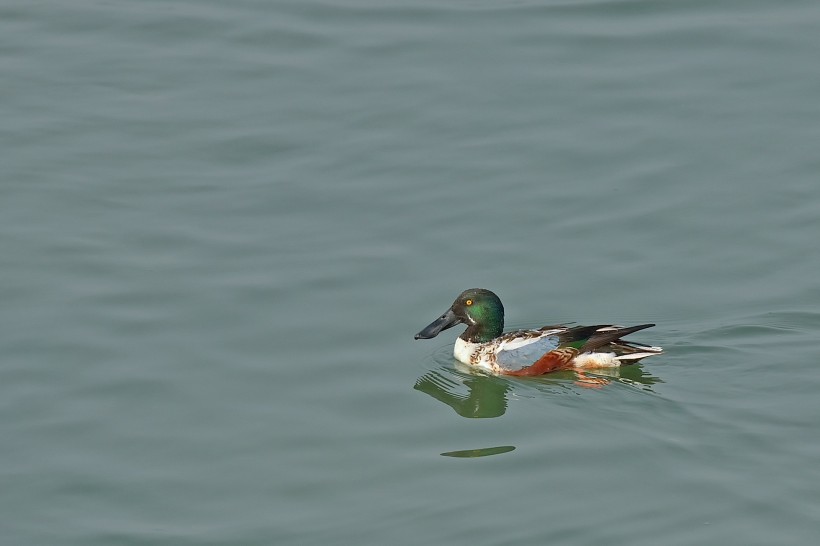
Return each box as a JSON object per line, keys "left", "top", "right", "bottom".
{"left": 441, "top": 445, "right": 516, "bottom": 458}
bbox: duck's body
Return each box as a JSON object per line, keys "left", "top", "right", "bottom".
{"left": 415, "top": 288, "right": 662, "bottom": 377}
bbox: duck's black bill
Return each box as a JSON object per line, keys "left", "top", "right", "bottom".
{"left": 415, "top": 308, "right": 462, "bottom": 339}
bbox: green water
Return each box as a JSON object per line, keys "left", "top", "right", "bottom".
{"left": 3, "top": 0, "right": 820, "bottom": 544}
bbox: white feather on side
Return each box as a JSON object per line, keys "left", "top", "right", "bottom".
{"left": 615, "top": 351, "right": 663, "bottom": 362}
{"left": 572, "top": 352, "right": 621, "bottom": 368}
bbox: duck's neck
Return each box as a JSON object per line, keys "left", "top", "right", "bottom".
{"left": 459, "top": 317, "right": 503, "bottom": 343}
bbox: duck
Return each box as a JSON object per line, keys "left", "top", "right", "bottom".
{"left": 415, "top": 288, "right": 662, "bottom": 376}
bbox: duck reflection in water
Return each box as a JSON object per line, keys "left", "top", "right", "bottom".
{"left": 414, "top": 363, "right": 662, "bottom": 419}
{"left": 414, "top": 368, "right": 512, "bottom": 419}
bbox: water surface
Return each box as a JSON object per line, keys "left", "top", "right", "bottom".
{"left": 3, "top": 0, "right": 820, "bottom": 544}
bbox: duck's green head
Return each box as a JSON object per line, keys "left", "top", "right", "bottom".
{"left": 414, "top": 288, "right": 505, "bottom": 343}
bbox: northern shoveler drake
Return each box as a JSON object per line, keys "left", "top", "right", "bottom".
{"left": 415, "top": 288, "right": 663, "bottom": 376}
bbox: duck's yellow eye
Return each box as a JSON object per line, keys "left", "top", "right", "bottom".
{"left": 465, "top": 299, "right": 473, "bottom": 306}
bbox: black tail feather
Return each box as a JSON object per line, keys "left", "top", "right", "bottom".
{"left": 579, "top": 323, "right": 655, "bottom": 353}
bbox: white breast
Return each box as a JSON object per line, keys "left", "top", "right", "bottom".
{"left": 453, "top": 338, "right": 479, "bottom": 365}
